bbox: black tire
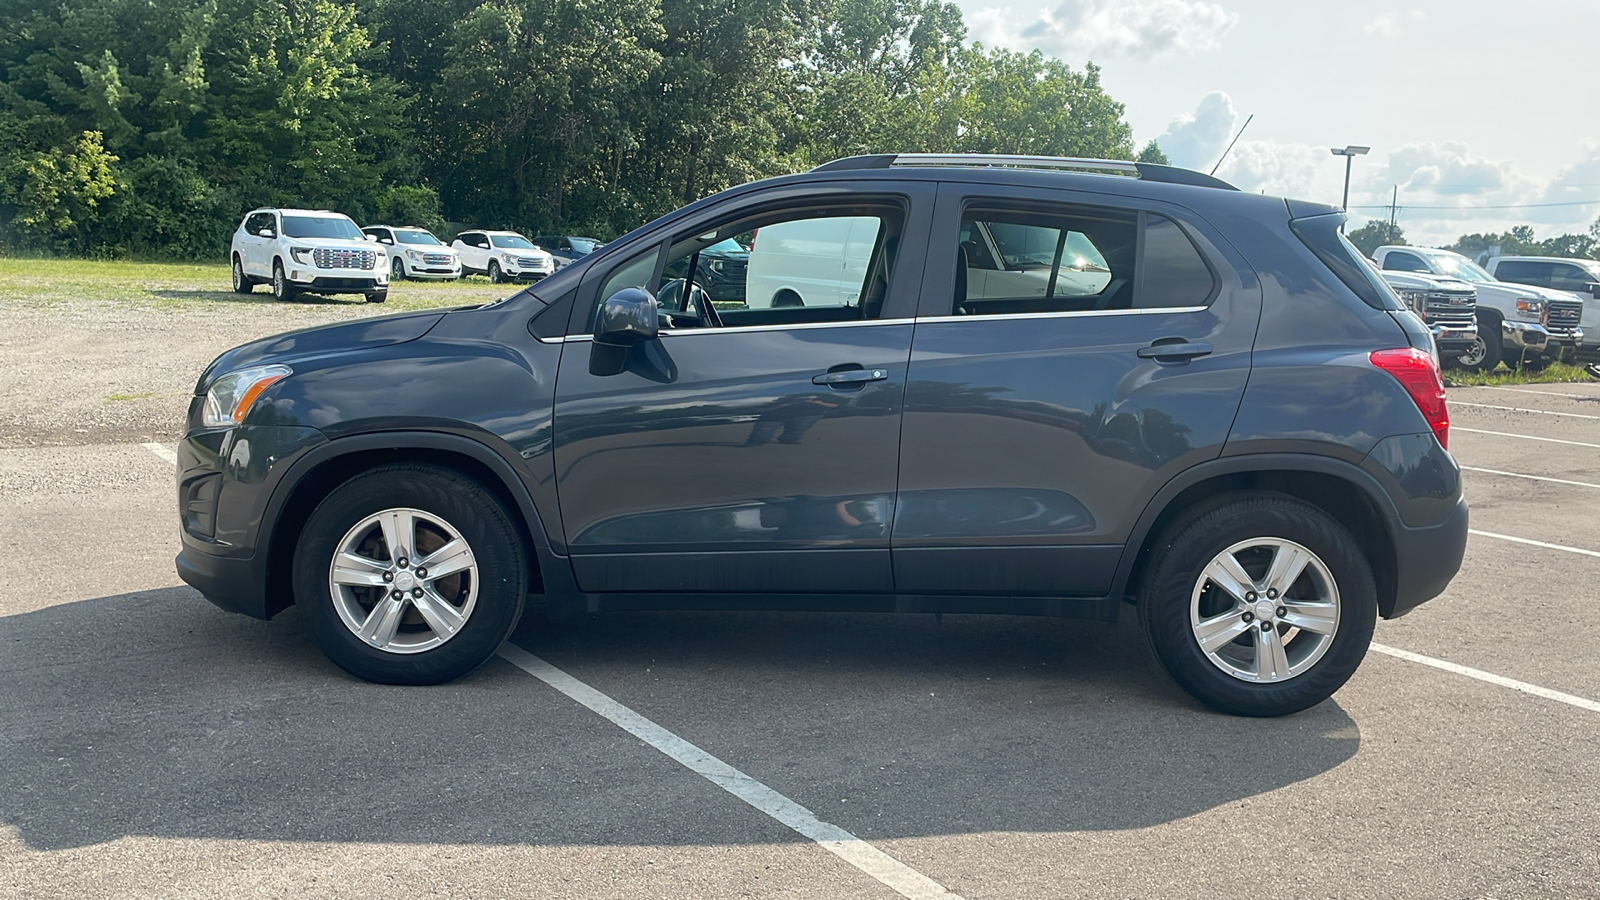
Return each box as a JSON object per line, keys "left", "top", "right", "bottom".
{"left": 293, "top": 464, "right": 528, "bottom": 685}
{"left": 488, "top": 261, "right": 503, "bottom": 284}
{"left": 1138, "top": 494, "right": 1377, "bottom": 717}
{"left": 271, "top": 260, "right": 298, "bottom": 302}
{"left": 232, "top": 256, "right": 254, "bottom": 294}
{"left": 1459, "top": 316, "right": 1501, "bottom": 373}
{"left": 391, "top": 256, "right": 406, "bottom": 281}
{"left": 365, "top": 291, "right": 388, "bottom": 303}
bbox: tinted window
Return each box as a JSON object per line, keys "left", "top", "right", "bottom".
{"left": 247, "top": 213, "right": 274, "bottom": 236}
{"left": 1382, "top": 252, "right": 1429, "bottom": 273}
{"left": 282, "top": 215, "right": 363, "bottom": 240}
{"left": 953, "top": 205, "right": 1134, "bottom": 316}
{"left": 570, "top": 238, "right": 600, "bottom": 254}
{"left": 1290, "top": 214, "right": 1401, "bottom": 310}
{"left": 394, "top": 229, "right": 442, "bottom": 246}
{"left": 490, "top": 234, "right": 536, "bottom": 249}
{"left": 1494, "top": 260, "right": 1550, "bottom": 287}
{"left": 1139, "top": 214, "right": 1216, "bottom": 308}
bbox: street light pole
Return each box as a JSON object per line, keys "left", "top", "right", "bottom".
{"left": 1330, "top": 145, "right": 1370, "bottom": 231}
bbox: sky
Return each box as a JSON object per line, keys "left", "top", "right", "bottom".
{"left": 951, "top": 0, "right": 1600, "bottom": 246}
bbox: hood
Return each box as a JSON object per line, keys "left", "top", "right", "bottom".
{"left": 196, "top": 310, "right": 446, "bottom": 393}
{"left": 1482, "top": 280, "right": 1575, "bottom": 303}
{"left": 285, "top": 235, "right": 379, "bottom": 252}
{"left": 1379, "top": 271, "right": 1472, "bottom": 292}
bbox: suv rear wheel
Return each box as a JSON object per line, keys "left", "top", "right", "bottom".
{"left": 293, "top": 464, "right": 528, "bottom": 684}
{"left": 271, "top": 260, "right": 298, "bottom": 302}
{"left": 1139, "top": 494, "right": 1377, "bottom": 717}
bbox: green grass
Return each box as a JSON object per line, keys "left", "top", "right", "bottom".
{"left": 1444, "top": 360, "right": 1596, "bottom": 387}
{"left": 0, "top": 257, "right": 516, "bottom": 311}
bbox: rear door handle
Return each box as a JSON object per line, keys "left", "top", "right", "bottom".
{"left": 1136, "top": 341, "right": 1212, "bottom": 361}
{"left": 813, "top": 368, "right": 888, "bottom": 386}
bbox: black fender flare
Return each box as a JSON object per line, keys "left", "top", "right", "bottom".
{"left": 1107, "top": 452, "right": 1401, "bottom": 602}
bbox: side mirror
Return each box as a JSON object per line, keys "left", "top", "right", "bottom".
{"left": 259, "top": 229, "right": 275, "bottom": 239}
{"left": 1588, "top": 282, "right": 1600, "bottom": 299}
{"left": 590, "top": 288, "right": 659, "bottom": 376}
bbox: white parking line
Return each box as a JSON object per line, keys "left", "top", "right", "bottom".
{"left": 1453, "top": 427, "right": 1600, "bottom": 449}
{"left": 1460, "top": 466, "right": 1600, "bottom": 490}
{"left": 1371, "top": 644, "right": 1600, "bottom": 715}
{"left": 498, "top": 645, "right": 965, "bottom": 900}
{"left": 1470, "top": 529, "right": 1600, "bottom": 559}
{"left": 141, "top": 442, "right": 178, "bottom": 464}
{"left": 1452, "top": 402, "right": 1600, "bottom": 420}
{"left": 1474, "top": 386, "right": 1595, "bottom": 400}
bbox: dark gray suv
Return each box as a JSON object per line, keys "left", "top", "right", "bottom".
{"left": 175, "top": 154, "right": 1467, "bottom": 716}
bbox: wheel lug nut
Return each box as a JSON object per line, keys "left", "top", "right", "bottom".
{"left": 390, "top": 590, "right": 402, "bottom": 600}
{"left": 1277, "top": 606, "right": 1288, "bottom": 618}
{"left": 1267, "top": 589, "right": 1278, "bottom": 600}
{"left": 1242, "top": 612, "right": 1254, "bottom": 623}
{"left": 397, "top": 558, "right": 409, "bottom": 568}
{"left": 415, "top": 568, "right": 427, "bottom": 579}
{"left": 1260, "top": 621, "right": 1273, "bottom": 632}
{"left": 1245, "top": 592, "right": 1258, "bottom": 602}
{"left": 382, "top": 572, "right": 393, "bottom": 583}
{"left": 412, "top": 588, "right": 424, "bottom": 598}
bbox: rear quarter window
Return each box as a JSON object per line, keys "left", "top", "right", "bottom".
{"left": 1290, "top": 214, "right": 1401, "bottom": 310}
{"left": 1138, "top": 214, "right": 1217, "bottom": 308}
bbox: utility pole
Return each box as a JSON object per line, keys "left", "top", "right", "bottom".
{"left": 1389, "top": 185, "right": 1398, "bottom": 243}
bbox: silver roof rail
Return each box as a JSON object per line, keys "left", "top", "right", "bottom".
{"left": 888, "top": 154, "right": 1139, "bottom": 176}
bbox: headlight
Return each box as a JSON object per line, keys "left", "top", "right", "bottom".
{"left": 406, "top": 249, "right": 424, "bottom": 261}
{"left": 202, "top": 365, "right": 291, "bottom": 428}
{"left": 502, "top": 252, "right": 516, "bottom": 263}
{"left": 289, "top": 247, "right": 314, "bottom": 264}
{"left": 1515, "top": 298, "right": 1544, "bottom": 320}
{"left": 705, "top": 258, "right": 726, "bottom": 275}
{"left": 1400, "top": 290, "right": 1425, "bottom": 314}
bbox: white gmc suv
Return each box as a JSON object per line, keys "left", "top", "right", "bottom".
{"left": 451, "top": 230, "right": 556, "bottom": 283}
{"left": 362, "top": 224, "right": 461, "bottom": 281}
{"left": 231, "top": 208, "right": 388, "bottom": 302}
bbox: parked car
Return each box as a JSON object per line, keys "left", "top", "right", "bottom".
{"left": 363, "top": 225, "right": 461, "bottom": 281}
{"left": 452, "top": 230, "right": 557, "bottom": 282}
{"left": 231, "top": 208, "right": 388, "bottom": 303}
{"left": 1373, "top": 269, "right": 1479, "bottom": 366}
{"left": 1484, "top": 255, "right": 1600, "bottom": 353}
{"left": 1376, "top": 246, "right": 1583, "bottom": 370}
{"left": 177, "top": 154, "right": 1466, "bottom": 717}
{"left": 660, "top": 237, "right": 750, "bottom": 306}
{"left": 532, "top": 235, "right": 605, "bottom": 268}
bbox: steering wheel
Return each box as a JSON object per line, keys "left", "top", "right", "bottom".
{"left": 658, "top": 280, "right": 721, "bottom": 328}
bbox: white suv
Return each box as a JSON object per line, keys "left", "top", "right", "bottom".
{"left": 362, "top": 225, "right": 461, "bottom": 281}
{"left": 231, "top": 209, "right": 388, "bottom": 302}
{"left": 451, "top": 230, "right": 556, "bottom": 283}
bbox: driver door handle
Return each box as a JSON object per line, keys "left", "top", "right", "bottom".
{"left": 1136, "top": 340, "right": 1212, "bottom": 361}
{"left": 813, "top": 368, "right": 888, "bottom": 386}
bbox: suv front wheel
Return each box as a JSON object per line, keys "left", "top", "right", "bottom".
{"left": 271, "top": 261, "right": 298, "bottom": 302}
{"left": 293, "top": 464, "right": 528, "bottom": 685}
{"left": 232, "top": 256, "right": 253, "bottom": 294}
{"left": 1140, "top": 494, "right": 1377, "bottom": 717}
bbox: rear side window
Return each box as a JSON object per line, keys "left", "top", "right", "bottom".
{"left": 953, "top": 205, "right": 1136, "bottom": 315}
{"left": 1290, "top": 214, "right": 1401, "bottom": 310}
{"left": 1139, "top": 214, "right": 1217, "bottom": 308}
{"left": 1493, "top": 260, "right": 1549, "bottom": 287}
{"left": 1550, "top": 263, "right": 1597, "bottom": 292}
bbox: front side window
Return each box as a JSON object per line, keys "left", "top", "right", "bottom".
{"left": 490, "top": 234, "right": 536, "bottom": 250}
{"left": 1382, "top": 252, "right": 1429, "bottom": 273}
{"left": 1550, "top": 263, "right": 1600, "bottom": 292}
{"left": 282, "top": 215, "right": 364, "bottom": 241}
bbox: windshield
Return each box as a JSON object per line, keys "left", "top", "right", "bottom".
{"left": 702, "top": 238, "right": 748, "bottom": 255}
{"left": 282, "top": 215, "right": 364, "bottom": 241}
{"left": 395, "top": 229, "right": 443, "bottom": 246}
{"left": 490, "top": 234, "right": 536, "bottom": 249}
{"left": 570, "top": 238, "right": 601, "bottom": 254}
{"left": 1424, "top": 251, "right": 1494, "bottom": 284}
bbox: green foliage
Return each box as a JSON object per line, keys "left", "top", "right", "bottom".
{"left": 3, "top": 0, "right": 1150, "bottom": 257}
{"left": 1347, "top": 220, "right": 1405, "bottom": 257}
{"left": 1444, "top": 219, "right": 1599, "bottom": 263}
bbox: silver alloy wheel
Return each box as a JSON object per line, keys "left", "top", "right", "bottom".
{"left": 273, "top": 265, "right": 286, "bottom": 298}
{"left": 392, "top": 256, "right": 405, "bottom": 280}
{"left": 1189, "top": 537, "right": 1340, "bottom": 683}
{"left": 328, "top": 507, "right": 479, "bottom": 654}
{"left": 233, "top": 259, "right": 245, "bottom": 291}
{"left": 1458, "top": 337, "right": 1487, "bottom": 368}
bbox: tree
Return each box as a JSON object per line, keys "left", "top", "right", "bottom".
{"left": 1347, "top": 220, "right": 1405, "bottom": 257}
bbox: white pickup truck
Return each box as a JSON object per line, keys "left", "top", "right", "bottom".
{"left": 1374, "top": 245, "right": 1583, "bottom": 371}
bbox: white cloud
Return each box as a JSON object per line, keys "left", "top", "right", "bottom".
{"left": 1153, "top": 92, "right": 1600, "bottom": 245}
{"left": 1362, "top": 11, "right": 1425, "bottom": 40}
{"left": 971, "top": 0, "right": 1239, "bottom": 60}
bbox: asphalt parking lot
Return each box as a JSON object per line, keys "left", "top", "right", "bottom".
{"left": 4, "top": 301, "right": 1600, "bottom": 898}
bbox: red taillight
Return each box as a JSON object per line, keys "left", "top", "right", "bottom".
{"left": 1369, "top": 348, "right": 1449, "bottom": 449}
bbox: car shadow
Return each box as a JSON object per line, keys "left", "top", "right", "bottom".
{"left": 1, "top": 588, "right": 1360, "bottom": 850}
{"left": 148, "top": 290, "right": 370, "bottom": 306}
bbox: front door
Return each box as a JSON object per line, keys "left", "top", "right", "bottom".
{"left": 892, "top": 183, "right": 1261, "bottom": 596}
{"left": 552, "top": 188, "right": 932, "bottom": 594}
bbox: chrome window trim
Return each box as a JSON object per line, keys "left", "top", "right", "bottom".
{"left": 540, "top": 316, "right": 916, "bottom": 344}
{"left": 915, "top": 305, "right": 1208, "bottom": 324}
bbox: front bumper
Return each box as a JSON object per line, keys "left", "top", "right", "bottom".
{"left": 175, "top": 424, "right": 327, "bottom": 619}
{"left": 287, "top": 265, "right": 388, "bottom": 293}
{"left": 1503, "top": 320, "right": 1583, "bottom": 352}
{"left": 1387, "top": 495, "right": 1469, "bottom": 618}
{"left": 1429, "top": 322, "right": 1478, "bottom": 352}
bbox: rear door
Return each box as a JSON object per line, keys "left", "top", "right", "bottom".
{"left": 891, "top": 182, "right": 1261, "bottom": 597}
